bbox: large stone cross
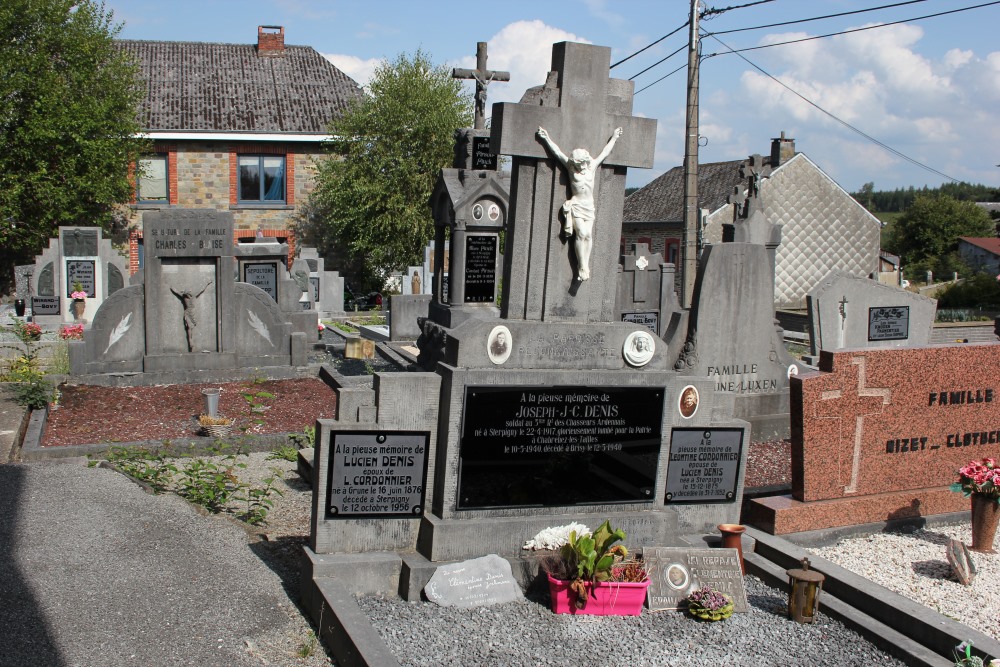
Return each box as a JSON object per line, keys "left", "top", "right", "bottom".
{"left": 491, "top": 42, "right": 656, "bottom": 323}
{"left": 451, "top": 42, "right": 510, "bottom": 131}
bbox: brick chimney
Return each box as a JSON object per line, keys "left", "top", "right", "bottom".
{"left": 770, "top": 131, "right": 795, "bottom": 167}
{"left": 257, "top": 25, "right": 285, "bottom": 56}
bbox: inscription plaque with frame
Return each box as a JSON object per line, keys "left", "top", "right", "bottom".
{"left": 243, "top": 262, "right": 278, "bottom": 300}
{"left": 665, "top": 428, "right": 744, "bottom": 504}
{"left": 463, "top": 235, "right": 497, "bottom": 303}
{"left": 325, "top": 431, "right": 429, "bottom": 519}
{"left": 458, "top": 386, "right": 664, "bottom": 509}
{"left": 65, "top": 260, "right": 96, "bottom": 298}
{"left": 868, "top": 306, "right": 909, "bottom": 342}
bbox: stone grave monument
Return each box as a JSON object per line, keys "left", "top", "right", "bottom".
{"left": 616, "top": 242, "right": 686, "bottom": 361}
{"left": 68, "top": 210, "right": 309, "bottom": 379}
{"left": 303, "top": 43, "right": 751, "bottom": 619}
{"left": 292, "top": 247, "right": 345, "bottom": 316}
{"left": 27, "top": 227, "right": 128, "bottom": 325}
{"left": 806, "top": 270, "right": 937, "bottom": 358}
{"left": 746, "top": 343, "right": 1000, "bottom": 534}
{"left": 674, "top": 156, "right": 802, "bottom": 439}
{"left": 235, "top": 239, "right": 320, "bottom": 340}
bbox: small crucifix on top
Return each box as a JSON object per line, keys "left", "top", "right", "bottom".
{"left": 451, "top": 42, "right": 510, "bottom": 130}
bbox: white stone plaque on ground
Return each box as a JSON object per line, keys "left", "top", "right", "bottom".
{"left": 424, "top": 555, "right": 524, "bottom": 608}
{"left": 644, "top": 547, "right": 748, "bottom": 612}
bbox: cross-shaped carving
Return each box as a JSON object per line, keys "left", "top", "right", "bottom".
{"left": 451, "top": 42, "right": 510, "bottom": 131}
{"left": 490, "top": 42, "right": 656, "bottom": 322}
{"left": 812, "top": 356, "right": 891, "bottom": 496}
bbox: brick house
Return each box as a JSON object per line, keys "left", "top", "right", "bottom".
{"left": 117, "top": 26, "right": 361, "bottom": 273}
{"left": 622, "top": 134, "right": 883, "bottom": 309}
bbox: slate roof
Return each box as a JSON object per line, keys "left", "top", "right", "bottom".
{"left": 959, "top": 236, "right": 1000, "bottom": 255}
{"left": 117, "top": 40, "right": 362, "bottom": 134}
{"left": 623, "top": 159, "right": 748, "bottom": 223}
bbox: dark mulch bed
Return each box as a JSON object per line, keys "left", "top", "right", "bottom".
{"left": 42, "top": 378, "right": 337, "bottom": 447}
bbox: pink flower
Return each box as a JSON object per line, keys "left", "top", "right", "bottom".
{"left": 71, "top": 291, "right": 87, "bottom": 300}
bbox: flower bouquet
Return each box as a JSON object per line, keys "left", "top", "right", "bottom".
{"left": 951, "top": 458, "right": 1000, "bottom": 504}
{"left": 685, "top": 586, "right": 734, "bottom": 621}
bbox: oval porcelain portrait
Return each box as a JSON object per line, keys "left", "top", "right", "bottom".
{"left": 679, "top": 385, "right": 699, "bottom": 419}
{"left": 487, "top": 325, "right": 512, "bottom": 365}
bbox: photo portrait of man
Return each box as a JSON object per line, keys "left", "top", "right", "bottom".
{"left": 487, "top": 325, "right": 512, "bottom": 365}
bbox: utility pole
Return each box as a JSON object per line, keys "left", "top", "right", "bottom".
{"left": 681, "top": 0, "right": 701, "bottom": 308}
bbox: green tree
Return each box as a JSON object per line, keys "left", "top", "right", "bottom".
{"left": 885, "top": 194, "right": 994, "bottom": 280}
{"left": 304, "top": 50, "right": 471, "bottom": 290}
{"left": 0, "top": 0, "right": 146, "bottom": 289}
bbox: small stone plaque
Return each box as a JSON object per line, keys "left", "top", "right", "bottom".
{"left": 309, "top": 276, "right": 320, "bottom": 303}
{"left": 65, "top": 260, "right": 96, "bottom": 298}
{"left": 868, "top": 306, "right": 909, "bottom": 341}
{"left": 472, "top": 136, "right": 497, "bottom": 170}
{"left": 145, "top": 210, "right": 233, "bottom": 257}
{"left": 458, "top": 386, "right": 663, "bottom": 508}
{"left": 463, "top": 235, "right": 497, "bottom": 303}
{"left": 622, "top": 311, "right": 658, "bottom": 334}
{"left": 325, "top": 431, "right": 428, "bottom": 518}
{"left": 946, "top": 538, "right": 976, "bottom": 586}
{"left": 62, "top": 228, "right": 98, "bottom": 257}
{"left": 243, "top": 262, "right": 277, "bottom": 300}
{"left": 665, "top": 428, "right": 744, "bottom": 503}
{"left": 644, "top": 547, "right": 748, "bottom": 612}
{"left": 424, "top": 555, "right": 524, "bottom": 608}
{"left": 31, "top": 296, "right": 60, "bottom": 315}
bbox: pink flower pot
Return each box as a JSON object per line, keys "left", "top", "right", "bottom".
{"left": 547, "top": 573, "right": 650, "bottom": 616}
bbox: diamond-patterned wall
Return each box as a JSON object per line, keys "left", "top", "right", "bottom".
{"left": 704, "top": 155, "right": 881, "bottom": 309}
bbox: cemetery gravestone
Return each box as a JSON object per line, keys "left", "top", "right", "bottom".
{"left": 746, "top": 344, "right": 1000, "bottom": 534}
{"left": 807, "top": 270, "right": 937, "bottom": 356}
{"left": 644, "top": 547, "right": 748, "bottom": 612}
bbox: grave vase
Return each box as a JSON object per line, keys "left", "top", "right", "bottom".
{"left": 970, "top": 493, "right": 1000, "bottom": 553}
{"left": 71, "top": 299, "right": 86, "bottom": 321}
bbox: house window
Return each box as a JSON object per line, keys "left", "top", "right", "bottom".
{"left": 137, "top": 155, "right": 168, "bottom": 202}
{"left": 238, "top": 155, "right": 285, "bottom": 203}
{"left": 665, "top": 239, "right": 680, "bottom": 265}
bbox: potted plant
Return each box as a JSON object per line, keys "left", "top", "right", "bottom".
{"left": 540, "top": 519, "right": 650, "bottom": 616}
{"left": 951, "top": 457, "right": 1000, "bottom": 553}
{"left": 70, "top": 281, "right": 87, "bottom": 321}
{"left": 198, "top": 413, "right": 234, "bottom": 438}
{"left": 685, "top": 585, "right": 734, "bottom": 621}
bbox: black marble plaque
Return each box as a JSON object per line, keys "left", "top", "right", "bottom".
{"left": 62, "top": 228, "right": 98, "bottom": 257}
{"left": 622, "top": 311, "right": 658, "bottom": 334}
{"left": 326, "top": 431, "right": 429, "bottom": 518}
{"left": 665, "top": 428, "right": 744, "bottom": 503}
{"left": 458, "top": 386, "right": 664, "bottom": 509}
{"left": 243, "top": 262, "right": 277, "bottom": 300}
{"left": 868, "top": 306, "right": 909, "bottom": 341}
{"left": 472, "top": 136, "right": 497, "bottom": 170}
{"left": 65, "top": 260, "right": 96, "bottom": 298}
{"left": 31, "top": 296, "right": 60, "bottom": 315}
{"left": 463, "top": 235, "right": 496, "bottom": 303}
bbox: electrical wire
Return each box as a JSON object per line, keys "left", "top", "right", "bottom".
{"left": 634, "top": 63, "right": 687, "bottom": 95}
{"left": 704, "top": 0, "right": 931, "bottom": 35}
{"left": 703, "top": 1, "right": 1000, "bottom": 58}
{"left": 702, "top": 0, "right": 776, "bottom": 20}
{"left": 705, "top": 32, "right": 960, "bottom": 183}
{"left": 627, "top": 44, "right": 688, "bottom": 81}
{"left": 611, "top": 21, "right": 688, "bottom": 70}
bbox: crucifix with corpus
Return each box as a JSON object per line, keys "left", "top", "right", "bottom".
{"left": 451, "top": 42, "right": 510, "bottom": 130}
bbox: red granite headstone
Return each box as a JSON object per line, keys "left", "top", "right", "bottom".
{"left": 749, "top": 343, "right": 1000, "bottom": 534}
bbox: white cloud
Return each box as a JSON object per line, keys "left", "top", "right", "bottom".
{"left": 451, "top": 20, "right": 590, "bottom": 106}
{"left": 322, "top": 53, "right": 381, "bottom": 87}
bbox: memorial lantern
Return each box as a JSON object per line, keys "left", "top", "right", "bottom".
{"left": 786, "top": 557, "right": 825, "bottom": 623}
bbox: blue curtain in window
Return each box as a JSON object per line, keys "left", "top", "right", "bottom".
{"left": 264, "top": 161, "right": 285, "bottom": 201}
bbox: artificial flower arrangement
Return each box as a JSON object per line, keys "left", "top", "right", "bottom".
{"left": 534, "top": 520, "right": 650, "bottom": 615}
{"left": 951, "top": 457, "right": 1000, "bottom": 504}
{"left": 70, "top": 281, "right": 87, "bottom": 300}
{"left": 17, "top": 321, "right": 44, "bottom": 341}
{"left": 685, "top": 585, "right": 734, "bottom": 621}
{"left": 59, "top": 324, "right": 85, "bottom": 340}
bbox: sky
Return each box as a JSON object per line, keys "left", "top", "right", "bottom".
{"left": 107, "top": 0, "right": 1000, "bottom": 193}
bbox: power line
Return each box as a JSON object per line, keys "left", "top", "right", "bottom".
{"left": 704, "top": 0, "right": 931, "bottom": 35}
{"left": 634, "top": 63, "right": 687, "bottom": 95}
{"left": 610, "top": 21, "right": 688, "bottom": 70}
{"left": 702, "top": 0, "right": 776, "bottom": 20}
{"left": 627, "top": 44, "right": 687, "bottom": 81}
{"left": 704, "top": 32, "right": 960, "bottom": 183}
{"left": 703, "top": 1, "right": 1000, "bottom": 58}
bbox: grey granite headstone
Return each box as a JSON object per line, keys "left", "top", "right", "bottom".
{"left": 423, "top": 555, "right": 523, "bottom": 608}
{"left": 807, "top": 270, "right": 937, "bottom": 355}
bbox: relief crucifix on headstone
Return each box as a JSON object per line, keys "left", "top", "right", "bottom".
{"left": 171, "top": 281, "right": 212, "bottom": 352}
{"left": 536, "top": 126, "right": 622, "bottom": 281}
